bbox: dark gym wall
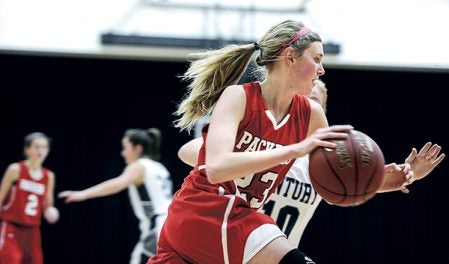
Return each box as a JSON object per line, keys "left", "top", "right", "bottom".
{"left": 0, "top": 53, "right": 448, "bottom": 264}
{"left": 0, "top": 53, "right": 193, "bottom": 264}
{"left": 301, "top": 68, "right": 449, "bottom": 264}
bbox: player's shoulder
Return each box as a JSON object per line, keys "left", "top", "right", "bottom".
{"left": 307, "top": 98, "right": 327, "bottom": 130}
{"left": 2, "top": 163, "right": 21, "bottom": 181}
{"left": 6, "top": 162, "right": 23, "bottom": 174}
{"left": 7, "top": 162, "right": 20, "bottom": 171}
{"left": 222, "top": 84, "right": 245, "bottom": 97}
{"left": 141, "top": 159, "right": 170, "bottom": 174}
{"left": 216, "top": 84, "right": 247, "bottom": 112}
{"left": 46, "top": 169, "right": 55, "bottom": 180}
{"left": 155, "top": 162, "right": 170, "bottom": 175}
{"left": 307, "top": 96, "right": 322, "bottom": 112}
{"left": 127, "top": 159, "right": 146, "bottom": 172}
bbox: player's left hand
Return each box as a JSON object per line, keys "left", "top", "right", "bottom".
{"left": 405, "top": 142, "right": 445, "bottom": 181}
{"left": 400, "top": 142, "right": 445, "bottom": 193}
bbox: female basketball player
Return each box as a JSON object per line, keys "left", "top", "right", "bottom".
{"left": 0, "top": 132, "right": 59, "bottom": 264}
{"left": 59, "top": 128, "right": 173, "bottom": 264}
{"left": 178, "top": 80, "right": 445, "bottom": 248}
{"left": 149, "top": 20, "right": 354, "bottom": 264}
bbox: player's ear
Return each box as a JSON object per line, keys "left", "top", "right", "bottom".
{"left": 135, "top": 144, "right": 144, "bottom": 155}
{"left": 285, "top": 47, "right": 295, "bottom": 63}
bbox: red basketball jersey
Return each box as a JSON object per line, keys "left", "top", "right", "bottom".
{"left": 150, "top": 82, "right": 311, "bottom": 264}
{"left": 0, "top": 161, "right": 49, "bottom": 226}
{"left": 194, "top": 81, "right": 310, "bottom": 208}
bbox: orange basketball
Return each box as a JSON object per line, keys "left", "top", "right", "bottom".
{"left": 309, "top": 130, "right": 385, "bottom": 207}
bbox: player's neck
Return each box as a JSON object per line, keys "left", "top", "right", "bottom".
{"left": 25, "top": 159, "right": 42, "bottom": 171}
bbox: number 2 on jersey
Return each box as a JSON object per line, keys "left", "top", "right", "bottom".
{"left": 25, "top": 194, "right": 38, "bottom": 216}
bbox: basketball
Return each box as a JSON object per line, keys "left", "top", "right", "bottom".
{"left": 309, "top": 130, "right": 385, "bottom": 207}
{"left": 44, "top": 206, "right": 60, "bottom": 224}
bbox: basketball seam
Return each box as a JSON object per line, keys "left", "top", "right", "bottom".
{"left": 350, "top": 130, "right": 359, "bottom": 205}
{"left": 312, "top": 147, "right": 347, "bottom": 204}
{"left": 364, "top": 145, "right": 383, "bottom": 194}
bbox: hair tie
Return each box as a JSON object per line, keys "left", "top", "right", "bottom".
{"left": 253, "top": 42, "right": 260, "bottom": 50}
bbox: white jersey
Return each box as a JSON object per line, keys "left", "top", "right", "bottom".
{"left": 128, "top": 157, "right": 173, "bottom": 262}
{"left": 258, "top": 155, "right": 322, "bottom": 247}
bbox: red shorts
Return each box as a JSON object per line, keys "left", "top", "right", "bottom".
{"left": 148, "top": 185, "right": 284, "bottom": 264}
{"left": 0, "top": 220, "right": 43, "bottom": 264}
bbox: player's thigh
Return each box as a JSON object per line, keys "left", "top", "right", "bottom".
{"left": 247, "top": 236, "right": 294, "bottom": 264}
{"left": 0, "top": 222, "right": 23, "bottom": 264}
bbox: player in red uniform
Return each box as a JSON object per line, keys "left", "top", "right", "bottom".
{"left": 178, "top": 80, "right": 446, "bottom": 248}
{"left": 148, "top": 20, "right": 353, "bottom": 264}
{"left": 0, "top": 132, "right": 59, "bottom": 264}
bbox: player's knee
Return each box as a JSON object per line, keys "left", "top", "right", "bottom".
{"left": 279, "top": 248, "right": 315, "bottom": 264}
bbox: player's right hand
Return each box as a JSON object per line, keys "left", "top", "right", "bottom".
{"left": 58, "top": 190, "right": 88, "bottom": 203}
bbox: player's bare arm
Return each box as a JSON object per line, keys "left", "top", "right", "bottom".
{"left": 58, "top": 162, "right": 144, "bottom": 203}
{"left": 0, "top": 163, "right": 20, "bottom": 207}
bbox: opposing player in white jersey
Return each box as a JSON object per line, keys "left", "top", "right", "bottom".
{"left": 59, "top": 128, "right": 173, "bottom": 264}
{"left": 178, "top": 80, "right": 445, "bottom": 247}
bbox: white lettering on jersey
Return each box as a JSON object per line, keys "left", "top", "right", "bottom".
{"left": 235, "top": 171, "right": 279, "bottom": 209}
{"left": 275, "top": 177, "right": 318, "bottom": 205}
{"left": 19, "top": 179, "right": 45, "bottom": 195}
{"left": 235, "top": 130, "right": 291, "bottom": 164}
{"left": 234, "top": 130, "right": 298, "bottom": 208}
{"left": 250, "top": 172, "right": 278, "bottom": 208}
{"left": 235, "top": 131, "right": 283, "bottom": 151}
{"left": 235, "top": 131, "right": 252, "bottom": 149}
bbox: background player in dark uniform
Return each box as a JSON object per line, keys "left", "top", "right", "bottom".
{"left": 0, "top": 132, "right": 59, "bottom": 264}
